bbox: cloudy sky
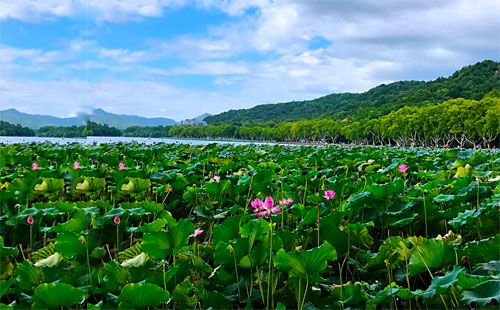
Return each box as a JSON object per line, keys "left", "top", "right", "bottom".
{"left": 0, "top": 0, "right": 498, "bottom": 120}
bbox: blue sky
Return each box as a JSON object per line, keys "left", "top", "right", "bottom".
{"left": 0, "top": 0, "right": 498, "bottom": 120}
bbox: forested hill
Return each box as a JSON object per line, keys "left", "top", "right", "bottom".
{"left": 205, "top": 60, "right": 500, "bottom": 124}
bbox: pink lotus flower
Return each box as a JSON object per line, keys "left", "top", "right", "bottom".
{"left": 114, "top": 215, "right": 120, "bottom": 225}
{"left": 398, "top": 164, "right": 409, "bottom": 174}
{"left": 256, "top": 196, "right": 281, "bottom": 217}
{"left": 27, "top": 215, "right": 34, "bottom": 225}
{"left": 323, "top": 190, "right": 336, "bottom": 200}
{"left": 118, "top": 163, "right": 126, "bottom": 171}
{"left": 279, "top": 198, "right": 293, "bottom": 206}
{"left": 165, "top": 187, "right": 173, "bottom": 193}
{"left": 251, "top": 198, "right": 264, "bottom": 213}
{"left": 189, "top": 228, "right": 204, "bottom": 238}
{"left": 73, "top": 161, "right": 81, "bottom": 170}
{"left": 214, "top": 175, "right": 220, "bottom": 184}
{"left": 32, "top": 163, "right": 39, "bottom": 171}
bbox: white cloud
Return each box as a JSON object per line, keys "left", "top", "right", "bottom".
{"left": 0, "top": 0, "right": 498, "bottom": 119}
{"left": 0, "top": 0, "right": 187, "bottom": 22}
{"left": 171, "top": 61, "right": 249, "bottom": 75}
{"left": 0, "top": 76, "right": 251, "bottom": 119}
{"left": 0, "top": 0, "right": 74, "bottom": 22}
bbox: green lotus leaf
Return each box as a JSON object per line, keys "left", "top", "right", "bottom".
{"left": 127, "top": 218, "right": 167, "bottom": 233}
{"left": 213, "top": 239, "right": 248, "bottom": 266}
{"left": 408, "top": 239, "right": 454, "bottom": 276}
{"left": 0, "top": 278, "right": 16, "bottom": 299}
{"left": 387, "top": 213, "right": 418, "bottom": 227}
{"left": 76, "top": 177, "right": 106, "bottom": 192}
{"left": 297, "top": 207, "right": 319, "bottom": 229}
{"left": 460, "top": 280, "right": 500, "bottom": 306}
{"left": 366, "top": 236, "right": 405, "bottom": 270}
{"left": 55, "top": 233, "right": 86, "bottom": 259}
{"left": 433, "top": 194, "right": 455, "bottom": 203}
{"left": 12, "top": 208, "right": 39, "bottom": 225}
{"left": 142, "top": 218, "right": 194, "bottom": 259}
{"left": 51, "top": 208, "right": 88, "bottom": 234}
{"left": 172, "top": 280, "right": 197, "bottom": 308}
{"left": 0, "top": 237, "right": 18, "bottom": 258}
{"left": 422, "top": 265, "right": 464, "bottom": 298}
{"left": 461, "top": 235, "right": 500, "bottom": 264}
{"left": 75, "top": 179, "right": 89, "bottom": 191}
{"left": 0, "top": 259, "right": 14, "bottom": 281}
{"left": 102, "top": 260, "right": 131, "bottom": 292}
{"left": 319, "top": 213, "right": 349, "bottom": 256}
{"left": 55, "top": 230, "right": 98, "bottom": 261}
{"left": 331, "top": 282, "right": 365, "bottom": 305}
{"left": 239, "top": 217, "right": 270, "bottom": 244}
{"left": 105, "top": 207, "right": 126, "bottom": 219}
{"left": 206, "top": 179, "right": 230, "bottom": 195}
{"left": 140, "top": 201, "right": 164, "bottom": 212}
{"left": 457, "top": 272, "right": 491, "bottom": 289}
{"left": 120, "top": 180, "right": 135, "bottom": 192}
{"left": 202, "top": 290, "right": 232, "bottom": 309}
{"left": 13, "top": 260, "right": 43, "bottom": 292}
{"left": 121, "top": 178, "right": 151, "bottom": 193}
{"left": 367, "top": 178, "right": 404, "bottom": 199}
{"left": 448, "top": 208, "right": 481, "bottom": 229}
{"left": 239, "top": 241, "right": 269, "bottom": 269}
{"left": 34, "top": 178, "right": 64, "bottom": 193}
{"left": 213, "top": 214, "right": 249, "bottom": 245}
{"left": 274, "top": 241, "right": 337, "bottom": 282}
{"left": 30, "top": 283, "right": 84, "bottom": 308}
{"left": 342, "top": 191, "right": 372, "bottom": 212}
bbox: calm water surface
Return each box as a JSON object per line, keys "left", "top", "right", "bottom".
{"left": 0, "top": 136, "right": 267, "bottom": 146}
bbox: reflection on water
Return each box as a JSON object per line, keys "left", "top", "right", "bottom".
{"left": 0, "top": 136, "right": 266, "bottom": 146}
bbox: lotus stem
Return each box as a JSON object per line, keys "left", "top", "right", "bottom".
{"left": 423, "top": 191, "right": 428, "bottom": 238}
{"left": 317, "top": 205, "right": 320, "bottom": 247}
{"left": 85, "top": 235, "right": 93, "bottom": 294}
{"left": 256, "top": 266, "right": 265, "bottom": 305}
{"left": 29, "top": 224, "right": 33, "bottom": 253}
{"left": 267, "top": 220, "right": 273, "bottom": 310}
{"left": 414, "top": 244, "right": 449, "bottom": 310}
{"left": 233, "top": 250, "right": 241, "bottom": 303}
{"left": 116, "top": 224, "right": 120, "bottom": 251}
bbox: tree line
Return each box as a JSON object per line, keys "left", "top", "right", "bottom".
{"left": 165, "top": 91, "right": 500, "bottom": 148}
{"left": 2, "top": 91, "right": 499, "bottom": 148}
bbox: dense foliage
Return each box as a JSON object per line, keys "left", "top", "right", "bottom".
{"left": 205, "top": 60, "right": 500, "bottom": 125}
{"left": 168, "top": 91, "right": 500, "bottom": 148}
{"left": 0, "top": 121, "right": 35, "bottom": 137}
{"left": 38, "top": 125, "right": 86, "bottom": 138}
{"left": 86, "top": 121, "right": 122, "bottom": 137}
{"left": 0, "top": 142, "right": 499, "bottom": 309}
{"left": 123, "top": 125, "right": 173, "bottom": 138}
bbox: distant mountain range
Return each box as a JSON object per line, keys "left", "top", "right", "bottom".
{"left": 90, "top": 109, "right": 179, "bottom": 129}
{"left": 0, "top": 108, "right": 211, "bottom": 130}
{"left": 0, "top": 109, "right": 84, "bottom": 130}
{"left": 193, "top": 113, "right": 211, "bottom": 122}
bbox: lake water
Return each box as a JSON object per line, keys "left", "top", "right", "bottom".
{"left": 0, "top": 136, "right": 268, "bottom": 146}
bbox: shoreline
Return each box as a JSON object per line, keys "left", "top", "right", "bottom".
{"left": 1, "top": 136, "right": 498, "bottom": 151}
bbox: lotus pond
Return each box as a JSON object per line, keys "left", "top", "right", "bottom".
{"left": 0, "top": 142, "right": 499, "bottom": 309}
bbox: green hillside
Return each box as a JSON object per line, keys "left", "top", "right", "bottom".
{"left": 205, "top": 60, "right": 500, "bottom": 124}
